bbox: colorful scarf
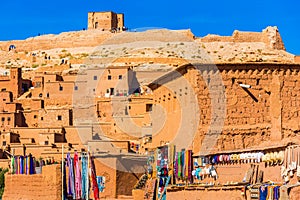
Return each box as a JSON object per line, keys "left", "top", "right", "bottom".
{"left": 74, "top": 152, "right": 82, "bottom": 199}
{"left": 81, "top": 152, "right": 88, "bottom": 199}
{"left": 66, "top": 153, "right": 75, "bottom": 199}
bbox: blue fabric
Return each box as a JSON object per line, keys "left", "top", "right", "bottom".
{"left": 259, "top": 186, "right": 268, "bottom": 200}
{"left": 66, "top": 153, "right": 75, "bottom": 199}
{"left": 97, "top": 176, "right": 105, "bottom": 192}
{"left": 195, "top": 168, "right": 202, "bottom": 180}
{"left": 274, "top": 186, "right": 280, "bottom": 200}
{"left": 81, "top": 153, "right": 88, "bottom": 199}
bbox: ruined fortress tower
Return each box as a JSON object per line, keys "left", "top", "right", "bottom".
{"left": 87, "top": 11, "right": 124, "bottom": 31}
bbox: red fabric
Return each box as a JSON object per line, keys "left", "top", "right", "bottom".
{"left": 90, "top": 155, "right": 99, "bottom": 199}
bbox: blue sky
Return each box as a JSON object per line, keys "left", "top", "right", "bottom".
{"left": 0, "top": 0, "right": 299, "bottom": 54}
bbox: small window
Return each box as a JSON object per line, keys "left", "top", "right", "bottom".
{"left": 46, "top": 92, "right": 50, "bottom": 98}
{"left": 41, "top": 117, "right": 43, "bottom": 121}
{"left": 59, "top": 85, "right": 63, "bottom": 91}
{"left": 108, "top": 75, "right": 112, "bottom": 80}
{"left": 74, "top": 86, "right": 78, "bottom": 90}
{"left": 1, "top": 117, "right": 5, "bottom": 122}
{"left": 146, "top": 104, "right": 153, "bottom": 112}
{"left": 39, "top": 93, "right": 43, "bottom": 97}
{"left": 57, "top": 115, "right": 62, "bottom": 121}
{"left": 35, "top": 82, "right": 41, "bottom": 88}
{"left": 44, "top": 141, "right": 49, "bottom": 145}
{"left": 2, "top": 141, "right": 6, "bottom": 146}
{"left": 93, "top": 76, "right": 97, "bottom": 80}
{"left": 3, "top": 99, "right": 6, "bottom": 102}
{"left": 7, "top": 117, "right": 10, "bottom": 121}
{"left": 34, "top": 115, "right": 37, "bottom": 119}
{"left": 118, "top": 75, "right": 122, "bottom": 80}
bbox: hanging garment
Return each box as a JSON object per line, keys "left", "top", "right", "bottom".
{"left": 29, "top": 155, "right": 35, "bottom": 174}
{"left": 188, "top": 150, "right": 192, "bottom": 182}
{"left": 66, "top": 153, "right": 75, "bottom": 199}
{"left": 11, "top": 156, "right": 15, "bottom": 174}
{"left": 185, "top": 150, "right": 189, "bottom": 178}
{"left": 274, "top": 186, "right": 280, "bottom": 200}
{"left": 266, "top": 185, "right": 274, "bottom": 200}
{"left": 174, "top": 153, "right": 178, "bottom": 180}
{"left": 259, "top": 185, "right": 268, "bottom": 200}
{"left": 97, "top": 176, "right": 105, "bottom": 192}
{"left": 181, "top": 149, "right": 185, "bottom": 178}
{"left": 74, "top": 152, "right": 82, "bottom": 199}
{"left": 20, "top": 156, "right": 23, "bottom": 174}
{"left": 177, "top": 152, "right": 181, "bottom": 178}
{"left": 90, "top": 155, "right": 99, "bottom": 200}
{"left": 15, "top": 156, "right": 18, "bottom": 174}
{"left": 81, "top": 152, "right": 88, "bottom": 199}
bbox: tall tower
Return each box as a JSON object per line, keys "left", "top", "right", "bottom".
{"left": 87, "top": 11, "right": 124, "bottom": 31}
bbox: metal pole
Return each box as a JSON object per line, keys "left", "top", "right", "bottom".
{"left": 62, "top": 144, "right": 64, "bottom": 200}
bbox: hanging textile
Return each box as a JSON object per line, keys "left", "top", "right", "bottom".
{"left": 81, "top": 152, "right": 88, "bottom": 199}
{"left": 96, "top": 176, "right": 105, "bottom": 192}
{"left": 29, "top": 154, "right": 35, "bottom": 174}
{"left": 188, "top": 150, "right": 192, "bottom": 183}
{"left": 11, "top": 156, "right": 15, "bottom": 174}
{"left": 174, "top": 153, "right": 178, "bottom": 180}
{"left": 74, "top": 152, "right": 82, "bottom": 199}
{"left": 90, "top": 155, "right": 99, "bottom": 200}
{"left": 66, "top": 153, "right": 75, "bottom": 199}
{"left": 181, "top": 149, "right": 185, "bottom": 179}
{"left": 177, "top": 152, "right": 181, "bottom": 179}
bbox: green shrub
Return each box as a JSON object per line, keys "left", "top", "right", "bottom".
{"left": 0, "top": 168, "right": 9, "bottom": 198}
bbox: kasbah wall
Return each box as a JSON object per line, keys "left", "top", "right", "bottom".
{"left": 145, "top": 63, "right": 300, "bottom": 154}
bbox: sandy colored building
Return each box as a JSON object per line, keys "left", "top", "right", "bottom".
{"left": 88, "top": 11, "right": 124, "bottom": 31}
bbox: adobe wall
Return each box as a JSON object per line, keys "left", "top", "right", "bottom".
{"left": 200, "top": 26, "right": 285, "bottom": 50}
{"left": 145, "top": 64, "right": 300, "bottom": 154}
{"left": 3, "top": 164, "right": 62, "bottom": 200}
{"left": 192, "top": 64, "right": 300, "bottom": 153}
{"left": 295, "top": 56, "right": 300, "bottom": 63}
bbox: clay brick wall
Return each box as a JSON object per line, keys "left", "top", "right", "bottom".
{"left": 44, "top": 81, "right": 74, "bottom": 106}
{"left": 3, "top": 164, "right": 62, "bottom": 200}
{"left": 200, "top": 26, "right": 285, "bottom": 50}
{"left": 187, "top": 64, "right": 300, "bottom": 154}
{"left": 143, "top": 64, "right": 300, "bottom": 154}
{"left": 38, "top": 109, "right": 72, "bottom": 127}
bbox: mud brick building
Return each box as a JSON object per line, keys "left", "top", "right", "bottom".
{"left": 0, "top": 12, "right": 300, "bottom": 199}
{"left": 88, "top": 11, "right": 124, "bottom": 31}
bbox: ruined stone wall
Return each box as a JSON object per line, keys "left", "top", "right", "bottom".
{"left": 200, "top": 26, "right": 285, "bottom": 50}
{"left": 3, "top": 164, "right": 62, "bottom": 200}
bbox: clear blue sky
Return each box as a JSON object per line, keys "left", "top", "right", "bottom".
{"left": 0, "top": 0, "right": 299, "bottom": 54}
